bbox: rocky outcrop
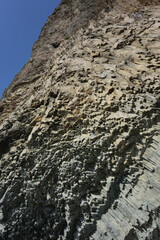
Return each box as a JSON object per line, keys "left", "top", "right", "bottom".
{"left": 0, "top": 1, "right": 160, "bottom": 239}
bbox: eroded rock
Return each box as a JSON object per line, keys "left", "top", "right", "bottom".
{"left": 0, "top": 1, "right": 160, "bottom": 239}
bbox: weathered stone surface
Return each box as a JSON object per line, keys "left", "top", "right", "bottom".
{"left": 0, "top": 0, "right": 160, "bottom": 239}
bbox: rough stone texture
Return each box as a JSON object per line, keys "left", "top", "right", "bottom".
{"left": 0, "top": 0, "right": 160, "bottom": 239}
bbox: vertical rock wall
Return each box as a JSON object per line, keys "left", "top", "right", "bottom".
{"left": 0, "top": 1, "right": 160, "bottom": 239}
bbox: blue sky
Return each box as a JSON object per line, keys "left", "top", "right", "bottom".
{"left": 0, "top": 0, "right": 61, "bottom": 98}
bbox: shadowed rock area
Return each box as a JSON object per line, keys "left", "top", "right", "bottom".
{"left": 0, "top": 0, "right": 160, "bottom": 239}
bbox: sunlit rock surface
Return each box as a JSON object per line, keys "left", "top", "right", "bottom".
{"left": 0, "top": 1, "right": 160, "bottom": 239}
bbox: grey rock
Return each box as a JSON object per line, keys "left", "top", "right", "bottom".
{"left": 0, "top": 0, "right": 160, "bottom": 240}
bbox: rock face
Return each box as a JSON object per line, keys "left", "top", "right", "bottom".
{"left": 0, "top": 0, "right": 160, "bottom": 239}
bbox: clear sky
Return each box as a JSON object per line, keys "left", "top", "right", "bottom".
{"left": 0, "top": 0, "right": 61, "bottom": 99}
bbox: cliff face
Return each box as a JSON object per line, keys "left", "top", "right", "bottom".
{"left": 0, "top": 0, "right": 160, "bottom": 239}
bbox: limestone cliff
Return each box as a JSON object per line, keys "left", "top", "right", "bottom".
{"left": 0, "top": 0, "right": 160, "bottom": 239}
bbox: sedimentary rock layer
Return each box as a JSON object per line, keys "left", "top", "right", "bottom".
{"left": 0, "top": 1, "right": 160, "bottom": 239}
